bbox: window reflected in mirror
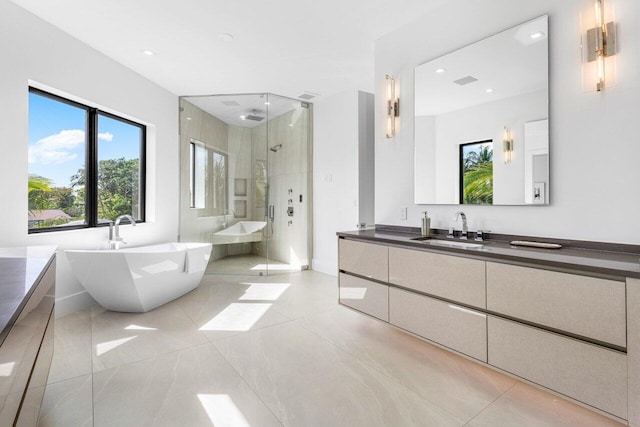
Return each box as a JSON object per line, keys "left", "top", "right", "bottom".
{"left": 460, "top": 141, "right": 493, "bottom": 205}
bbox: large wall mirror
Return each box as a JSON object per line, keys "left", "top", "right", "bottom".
{"left": 414, "top": 15, "right": 549, "bottom": 205}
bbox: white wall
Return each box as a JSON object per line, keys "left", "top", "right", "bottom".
{"left": 0, "top": 0, "right": 179, "bottom": 315}
{"left": 375, "top": 0, "right": 640, "bottom": 243}
{"left": 426, "top": 90, "right": 546, "bottom": 205}
{"left": 312, "top": 91, "right": 361, "bottom": 275}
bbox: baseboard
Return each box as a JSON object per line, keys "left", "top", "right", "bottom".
{"left": 311, "top": 258, "right": 337, "bottom": 277}
{"left": 55, "top": 290, "right": 96, "bottom": 318}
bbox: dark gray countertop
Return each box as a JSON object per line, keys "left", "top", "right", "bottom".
{"left": 0, "top": 246, "right": 57, "bottom": 346}
{"left": 338, "top": 229, "right": 640, "bottom": 280}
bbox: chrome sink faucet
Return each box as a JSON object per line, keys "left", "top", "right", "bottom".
{"left": 454, "top": 211, "right": 468, "bottom": 240}
{"left": 109, "top": 214, "right": 136, "bottom": 249}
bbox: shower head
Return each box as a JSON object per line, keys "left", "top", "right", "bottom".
{"left": 270, "top": 144, "right": 282, "bottom": 152}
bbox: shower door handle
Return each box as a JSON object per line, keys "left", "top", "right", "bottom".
{"left": 268, "top": 205, "right": 275, "bottom": 221}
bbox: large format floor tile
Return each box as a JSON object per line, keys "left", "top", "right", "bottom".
{"left": 175, "top": 275, "right": 294, "bottom": 342}
{"left": 299, "top": 305, "right": 517, "bottom": 423}
{"left": 36, "top": 268, "right": 626, "bottom": 426}
{"left": 38, "top": 374, "right": 93, "bottom": 427}
{"left": 47, "top": 309, "right": 92, "bottom": 384}
{"left": 90, "top": 301, "right": 209, "bottom": 372}
{"left": 92, "top": 343, "right": 281, "bottom": 427}
{"left": 467, "top": 381, "right": 624, "bottom": 427}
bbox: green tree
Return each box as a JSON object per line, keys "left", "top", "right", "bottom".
{"left": 71, "top": 158, "right": 140, "bottom": 221}
{"left": 28, "top": 175, "right": 52, "bottom": 211}
{"left": 462, "top": 145, "right": 493, "bottom": 204}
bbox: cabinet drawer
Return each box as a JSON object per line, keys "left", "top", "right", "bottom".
{"left": 486, "top": 262, "right": 626, "bottom": 348}
{"left": 488, "top": 316, "right": 627, "bottom": 419}
{"left": 339, "top": 239, "right": 388, "bottom": 282}
{"left": 339, "top": 273, "right": 388, "bottom": 321}
{"left": 389, "top": 287, "right": 487, "bottom": 361}
{"left": 389, "top": 247, "right": 485, "bottom": 308}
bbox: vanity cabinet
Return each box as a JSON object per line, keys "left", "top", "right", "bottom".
{"left": 338, "top": 239, "right": 389, "bottom": 321}
{"left": 389, "top": 287, "right": 487, "bottom": 361}
{"left": 339, "top": 273, "right": 389, "bottom": 321}
{"left": 338, "top": 233, "right": 639, "bottom": 423}
{"left": 389, "top": 247, "right": 485, "bottom": 308}
{"left": 0, "top": 248, "right": 56, "bottom": 427}
{"left": 339, "top": 239, "right": 388, "bottom": 282}
{"left": 486, "top": 262, "right": 626, "bottom": 348}
{"left": 488, "top": 316, "right": 627, "bottom": 419}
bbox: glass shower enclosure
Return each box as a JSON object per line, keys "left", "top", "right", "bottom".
{"left": 178, "top": 93, "right": 312, "bottom": 276}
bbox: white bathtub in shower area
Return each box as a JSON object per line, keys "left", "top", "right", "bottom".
{"left": 66, "top": 242, "right": 212, "bottom": 312}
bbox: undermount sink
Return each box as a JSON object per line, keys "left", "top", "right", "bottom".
{"left": 410, "top": 236, "right": 483, "bottom": 249}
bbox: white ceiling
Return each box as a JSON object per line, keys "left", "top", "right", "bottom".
{"left": 11, "top": 0, "right": 450, "bottom": 100}
{"left": 415, "top": 15, "right": 548, "bottom": 116}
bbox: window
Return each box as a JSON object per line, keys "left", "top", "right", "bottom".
{"left": 459, "top": 140, "right": 493, "bottom": 205}
{"left": 28, "top": 88, "right": 145, "bottom": 232}
{"left": 189, "top": 139, "right": 228, "bottom": 216}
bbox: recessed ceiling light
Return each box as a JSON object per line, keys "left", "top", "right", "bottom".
{"left": 530, "top": 31, "right": 545, "bottom": 40}
{"left": 485, "top": 88, "right": 494, "bottom": 93}
{"left": 219, "top": 33, "right": 234, "bottom": 43}
{"left": 186, "top": 117, "right": 192, "bottom": 121}
{"left": 264, "top": 102, "right": 271, "bottom": 105}
{"left": 289, "top": 124, "right": 293, "bottom": 127}
{"left": 240, "top": 115, "right": 246, "bottom": 120}
{"left": 435, "top": 68, "right": 446, "bottom": 73}
{"left": 142, "top": 50, "right": 155, "bottom": 56}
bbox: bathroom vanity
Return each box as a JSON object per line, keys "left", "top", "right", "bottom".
{"left": 0, "top": 246, "right": 56, "bottom": 426}
{"left": 337, "top": 229, "right": 640, "bottom": 425}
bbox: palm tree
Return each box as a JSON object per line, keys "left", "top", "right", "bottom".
{"left": 462, "top": 145, "right": 493, "bottom": 204}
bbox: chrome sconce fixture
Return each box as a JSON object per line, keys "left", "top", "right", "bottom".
{"left": 503, "top": 127, "right": 513, "bottom": 164}
{"left": 582, "top": 0, "right": 617, "bottom": 91}
{"left": 385, "top": 74, "right": 399, "bottom": 138}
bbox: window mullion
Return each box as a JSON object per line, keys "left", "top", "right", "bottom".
{"left": 87, "top": 108, "right": 98, "bottom": 227}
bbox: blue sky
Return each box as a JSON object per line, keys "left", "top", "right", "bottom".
{"left": 28, "top": 92, "right": 141, "bottom": 187}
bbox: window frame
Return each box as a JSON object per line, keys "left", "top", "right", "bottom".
{"left": 28, "top": 87, "right": 146, "bottom": 234}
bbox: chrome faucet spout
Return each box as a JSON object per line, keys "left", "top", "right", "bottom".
{"left": 454, "top": 211, "right": 468, "bottom": 239}
{"left": 110, "top": 215, "right": 137, "bottom": 249}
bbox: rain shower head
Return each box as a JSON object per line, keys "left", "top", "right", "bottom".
{"left": 270, "top": 144, "right": 282, "bottom": 152}
{"left": 244, "top": 109, "right": 264, "bottom": 122}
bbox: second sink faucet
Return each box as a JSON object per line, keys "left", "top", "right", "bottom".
{"left": 454, "top": 211, "right": 468, "bottom": 240}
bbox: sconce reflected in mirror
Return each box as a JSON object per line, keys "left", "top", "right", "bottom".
{"left": 385, "top": 74, "right": 399, "bottom": 138}
{"left": 582, "top": 0, "right": 617, "bottom": 91}
{"left": 503, "top": 127, "right": 513, "bottom": 164}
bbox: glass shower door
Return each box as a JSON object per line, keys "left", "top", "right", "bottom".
{"left": 179, "top": 93, "right": 311, "bottom": 276}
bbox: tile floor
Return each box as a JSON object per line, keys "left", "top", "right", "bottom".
{"left": 38, "top": 270, "right": 623, "bottom": 426}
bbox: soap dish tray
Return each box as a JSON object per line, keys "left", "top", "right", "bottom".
{"left": 510, "top": 240, "right": 562, "bottom": 249}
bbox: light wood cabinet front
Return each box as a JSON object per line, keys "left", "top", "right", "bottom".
{"left": 339, "top": 273, "right": 389, "bottom": 321}
{"left": 389, "top": 287, "right": 487, "bottom": 361}
{"left": 339, "top": 239, "right": 388, "bottom": 282}
{"left": 488, "top": 316, "right": 627, "bottom": 419}
{"left": 487, "top": 262, "right": 626, "bottom": 348}
{"left": 389, "top": 247, "right": 485, "bottom": 308}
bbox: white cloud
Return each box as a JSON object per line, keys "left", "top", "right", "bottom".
{"left": 98, "top": 132, "right": 114, "bottom": 141}
{"left": 29, "top": 129, "right": 84, "bottom": 165}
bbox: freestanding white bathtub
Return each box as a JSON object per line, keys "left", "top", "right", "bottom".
{"left": 65, "top": 242, "right": 212, "bottom": 313}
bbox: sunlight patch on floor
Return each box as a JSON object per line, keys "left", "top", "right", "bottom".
{"left": 124, "top": 324, "right": 158, "bottom": 331}
{"left": 199, "top": 303, "right": 272, "bottom": 331}
{"left": 239, "top": 283, "right": 290, "bottom": 301}
{"left": 96, "top": 336, "right": 137, "bottom": 356}
{"left": 197, "top": 394, "right": 250, "bottom": 427}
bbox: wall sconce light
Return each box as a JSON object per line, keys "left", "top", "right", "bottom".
{"left": 503, "top": 127, "right": 513, "bottom": 164}
{"left": 385, "top": 74, "right": 399, "bottom": 139}
{"left": 582, "top": 0, "right": 617, "bottom": 91}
